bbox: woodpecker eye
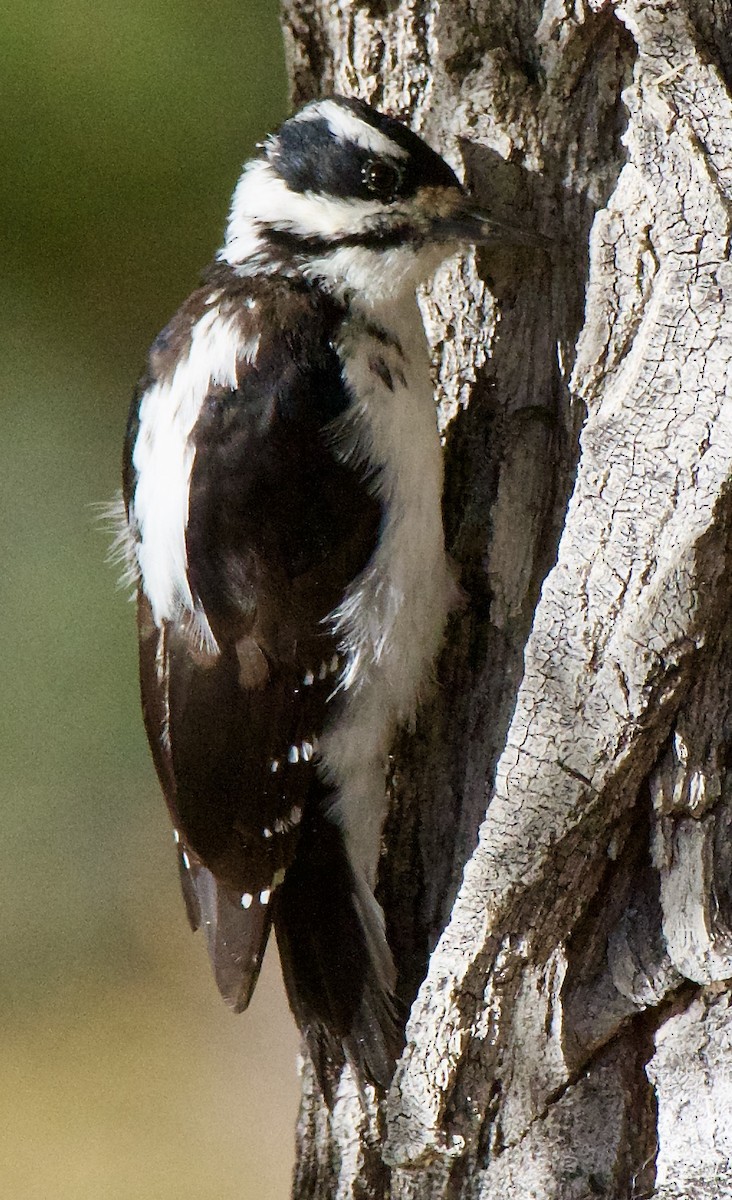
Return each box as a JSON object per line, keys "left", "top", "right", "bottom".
{"left": 361, "top": 158, "right": 403, "bottom": 201}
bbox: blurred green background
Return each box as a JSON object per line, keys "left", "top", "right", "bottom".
{"left": 0, "top": 2, "right": 300, "bottom": 1196}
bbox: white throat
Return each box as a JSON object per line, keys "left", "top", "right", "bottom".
{"left": 219, "top": 159, "right": 452, "bottom": 305}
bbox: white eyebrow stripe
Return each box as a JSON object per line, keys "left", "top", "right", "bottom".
{"left": 293, "top": 100, "right": 410, "bottom": 161}
{"left": 225, "top": 160, "right": 389, "bottom": 247}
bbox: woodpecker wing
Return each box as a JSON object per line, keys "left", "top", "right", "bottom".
{"left": 126, "top": 268, "right": 382, "bottom": 1012}
{"left": 137, "top": 599, "right": 279, "bottom": 1011}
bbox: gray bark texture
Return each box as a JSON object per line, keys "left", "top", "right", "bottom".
{"left": 279, "top": 0, "right": 732, "bottom": 1196}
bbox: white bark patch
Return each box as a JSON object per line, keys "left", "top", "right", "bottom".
{"left": 649, "top": 994, "right": 732, "bottom": 1199}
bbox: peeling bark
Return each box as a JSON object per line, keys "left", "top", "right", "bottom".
{"left": 279, "top": 0, "right": 732, "bottom": 1195}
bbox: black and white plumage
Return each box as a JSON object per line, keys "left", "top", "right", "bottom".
{"left": 122, "top": 96, "right": 523, "bottom": 1090}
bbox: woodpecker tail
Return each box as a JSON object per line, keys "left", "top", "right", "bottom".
{"left": 274, "top": 805, "right": 401, "bottom": 1096}
{"left": 179, "top": 854, "right": 274, "bottom": 1013}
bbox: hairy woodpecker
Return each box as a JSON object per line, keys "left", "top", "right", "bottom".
{"left": 121, "top": 96, "right": 526, "bottom": 1090}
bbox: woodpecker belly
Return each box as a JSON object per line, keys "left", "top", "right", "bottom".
{"left": 321, "top": 304, "right": 455, "bottom": 882}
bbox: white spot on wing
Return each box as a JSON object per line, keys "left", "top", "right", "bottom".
{"left": 288, "top": 745, "right": 299, "bottom": 764}
{"left": 241, "top": 892, "right": 253, "bottom": 909}
{"left": 259, "top": 888, "right": 270, "bottom": 906}
{"left": 303, "top": 669, "right": 314, "bottom": 686}
{"left": 301, "top": 741, "right": 314, "bottom": 761}
{"left": 182, "top": 851, "right": 190, "bottom": 870}
{"left": 270, "top": 759, "right": 280, "bottom": 773}
{"left": 263, "top": 827, "right": 273, "bottom": 839}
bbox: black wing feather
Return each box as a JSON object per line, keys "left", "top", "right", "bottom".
{"left": 131, "top": 273, "right": 383, "bottom": 1018}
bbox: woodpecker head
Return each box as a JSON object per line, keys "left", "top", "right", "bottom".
{"left": 220, "top": 96, "right": 529, "bottom": 302}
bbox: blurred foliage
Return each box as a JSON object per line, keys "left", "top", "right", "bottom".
{"left": 0, "top": 1, "right": 299, "bottom": 1195}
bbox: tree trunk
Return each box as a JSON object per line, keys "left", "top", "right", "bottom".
{"left": 279, "top": 0, "right": 732, "bottom": 1195}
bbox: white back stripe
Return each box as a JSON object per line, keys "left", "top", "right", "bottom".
{"left": 132, "top": 310, "right": 258, "bottom": 634}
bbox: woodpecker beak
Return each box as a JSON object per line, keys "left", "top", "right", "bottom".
{"left": 431, "top": 196, "right": 550, "bottom": 249}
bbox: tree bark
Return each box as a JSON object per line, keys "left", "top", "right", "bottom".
{"left": 279, "top": 0, "right": 732, "bottom": 1195}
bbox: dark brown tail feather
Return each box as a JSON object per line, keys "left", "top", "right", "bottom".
{"left": 186, "top": 859, "right": 273, "bottom": 1012}
{"left": 274, "top": 807, "right": 402, "bottom": 1098}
